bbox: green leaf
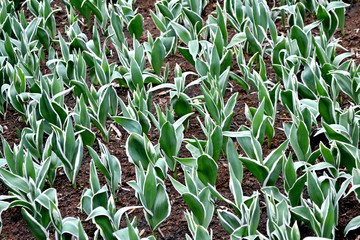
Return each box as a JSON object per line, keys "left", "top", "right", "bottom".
{"left": 126, "top": 134, "right": 150, "bottom": 169}
{"left": 216, "top": 4, "right": 228, "bottom": 44}
{"left": 283, "top": 154, "right": 296, "bottom": 190}
{"left": 112, "top": 117, "right": 142, "bottom": 135}
{"left": 157, "top": 3, "right": 174, "bottom": 19}
{"left": 76, "top": 125, "right": 95, "bottom": 146}
{"left": 228, "top": 33, "right": 246, "bottom": 48}
{"left": 197, "top": 154, "right": 218, "bottom": 186}
{"left": 336, "top": 141, "right": 357, "bottom": 172}
{"left": 148, "top": 184, "right": 170, "bottom": 230}
{"left": 130, "top": 59, "right": 143, "bottom": 90}
{"left": 64, "top": 119, "right": 76, "bottom": 162}
{"left": 331, "top": 71, "right": 355, "bottom": 103}
{"left": 188, "top": 40, "right": 199, "bottom": 62}
{"left": 0, "top": 168, "right": 29, "bottom": 193}
{"left": 111, "top": 11, "right": 126, "bottom": 45}
{"left": 87, "top": 206, "right": 112, "bottom": 220}
{"left": 21, "top": 208, "right": 48, "bottom": 240}
{"left": 178, "top": 47, "right": 195, "bottom": 66}
{"left": 183, "top": 8, "right": 203, "bottom": 32}
{"left": 94, "top": 215, "right": 116, "bottom": 240}
{"left": 169, "top": 175, "right": 188, "bottom": 195}
{"left": 319, "top": 97, "right": 335, "bottom": 124}
{"left": 230, "top": 72, "right": 249, "bottom": 93}
{"left": 245, "top": 27, "right": 262, "bottom": 54}
{"left": 297, "top": 121, "right": 310, "bottom": 160}
{"left": 171, "top": 22, "right": 192, "bottom": 45}
{"left": 226, "top": 138, "right": 243, "bottom": 182}
{"left": 70, "top": 0, "right": 91, "bottom": 21}
{"left": 144, "top": 167, "right": 157, "bottom": 212}
{"left": 264, "top": 157, "right": 283, "bottom": 186}
{"left": 239, "top": 157, "right": 268, "bottom": 184}
{"left": 210, "top": 46, "right": 220, "bottom": 78}
{"left": 151, "top": 39, "right": 165, "bottom": 75}
{"left": 322, "top": 197, "right": 335, "bottom": 238}
{"left": 307, "top": 170, "right": 324, "bottom": 206}
{"left": 288, "top": 174, "right": 306, "bottom": 207}
{"left": 345, "top": 215, "right": 360, "bottom": 236}
{"left": 280, "top": 90, "right": 295, "bottom": 114}
{"left": 4, "top": 34, "right": 16, "bottom": 65}
{"left": 59, "top": 33, "right": 70, "bottom": 62}
{"left": 209, "top": 126, "right": 222, "bottom": 162}
{"left": 1, "top": 137, "right": 15, "bottom": 173}
{"left": 202, "top": 86, "right": 220, "bottom": 124}
{"left": 249, "top": 194, "right": 260, "bottom": 235}
{"left": 150, "top": 10, "right": 166, "bottom": 32}
{"left": 290, "top": 25, "right": 309, "bottom": 57}
{"left": 87, "top": 146, "right": 110, "bottom": 181}
{"left": 128, "top": 14, "right": 144, "bottom": 40}
{"left": 49, "top": 201, "right": 62, "bottom": 233}
{"left": 218, "top": 210, "right": 241, "bottom": 234}
{"left": 159, "top": 122, "right": 177, "bottom": 168}
{"left": 323, "top": 122, "right": 351, "bottom": 144}
{"left": 172, "top": 93, "right": 192, "bottom": 118}
{"left": 39, "top": 91, "right": 60, "bottom": 127}
{"left": 195, "top": 225, "right": 211, "bottom": 240}
{"left": 95, "top": 61, "right": 107, "bottom": 85}
{"left": 37, "top": 27, "right": 50, "bottom": 50}
{"left": 264, "top": 140, "right": 289, "bottom": 169}
{"left": 183, "top": 193, "right": 205, "bottom": 225}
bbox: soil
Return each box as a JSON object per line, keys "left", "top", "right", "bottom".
{"left": 0, "top": 0, "right": 360, "bottom": 239}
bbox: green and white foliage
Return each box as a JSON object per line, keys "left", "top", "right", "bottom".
{"left": 0, "top": 0, "right": 358, "bottom": 238}
{"left": 81, "top": 162, "right": 141, "bottom": 240}
{"left": 128, "top": 165, "right": 170, "bottom": 232}
{"left": 263, "top": 192, "right": 301, "bottom": 240}
{"left": 209, "top": 139, "right": 262, "bottom": 239}
{"left": 211, "top": 188, "right": 263, "bottom": 239}
{"left": 145, "top": 37, "right": 169, "bottom": 76}
{"left": 291, "top": 169, "right": 350, "bottom": 239}
{"left": 126, "top": 133, "right": 168, "bottom": 179}
{"left": 87, "top": 141, "right": 122, "bottom": 197}
{"left": 26, "top": 0, "right": 58, "bottom": 38}
{"left": 88, "top": 84, "right": 118, "bottom": 142}
{"left": 151, "top": 0, "right": 183, "bottom": 38}
{"left": 81, "top": 162, "right": 110, "bottom": 217}
{"left": 223, "top": 130, "right": 288, "bottom": 186}
{"left": 64, "top": 0, "right": 108, "bottom": 30}
{"left": 185, "top": 116, "right": 223, "bottom": 162}
{"left": 195, "top": 78, "right": 238, "bottom": 133}
{"left": 73, "top": 95, "right": 96, "bottom": 146}
{"left": 114, "top": 214, "right": 156, "bottom": 240}
{"left": 0, "top": 138, "right": 56, "bottom": 238}
{"left": 50, "top": 202, "right": 88, "bottom": 240}
{"left": 157, "top": 110, "right": 192, "bottom": 171}
{"left": 149, "top": 64, "right": 198, "bottom": 129}
{"left": 170, "top": 160, "right": 216, "bottom": 230}
{"left": 185, "top": 214, "right": 213, "bottom": 240}
{"left": 113, "top": 88, "right": 152, "bottom": 135}
{"left": 51, "top": 118, "right": 84, "bottom": 187}
{"left": 117, "top": 39, "right": 164, "bottom": 91}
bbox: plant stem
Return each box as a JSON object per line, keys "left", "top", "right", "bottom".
{"left": 152, "top": 230, "right": 157, "bottom": 239}
{"left": 173, "top": 169, "right": 178, "bottom": 180}
{"left": 268, "top": 140, "right": 272, "bottom": 149}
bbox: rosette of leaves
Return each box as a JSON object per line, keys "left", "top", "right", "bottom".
{"left": 128, "top": 165, "right": 171, "bottom": 235}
